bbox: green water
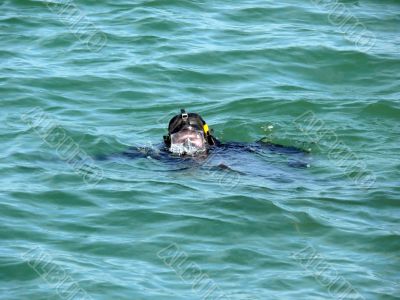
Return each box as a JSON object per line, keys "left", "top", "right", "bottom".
{"left": 1, "top": 0, "right": 399, "bottom": 299}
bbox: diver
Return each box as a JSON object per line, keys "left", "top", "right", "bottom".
{"left": 163, "top": 109, "right": 219, "bottom": 156}
{"left": 116, "top": 109, "right": 310, "bottom": 170}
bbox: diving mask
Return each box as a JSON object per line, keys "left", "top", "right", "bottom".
{"left": 169, "top": 129, "right": 207, "bottom": 155}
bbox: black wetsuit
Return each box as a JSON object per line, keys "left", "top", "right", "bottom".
{"left": 104, "top": 139, "right": 310, "bottom": 172}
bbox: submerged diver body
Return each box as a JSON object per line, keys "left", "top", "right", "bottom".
{"left": 116, "top": 109, "right": 310, "bottom": 174}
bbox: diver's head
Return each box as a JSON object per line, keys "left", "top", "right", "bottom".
{"left": 163, "top": 109, "right": 216, "bottom": 156}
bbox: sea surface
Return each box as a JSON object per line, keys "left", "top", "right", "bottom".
{"left": 1, "top": 0, "right": 399, "bottom": 299}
